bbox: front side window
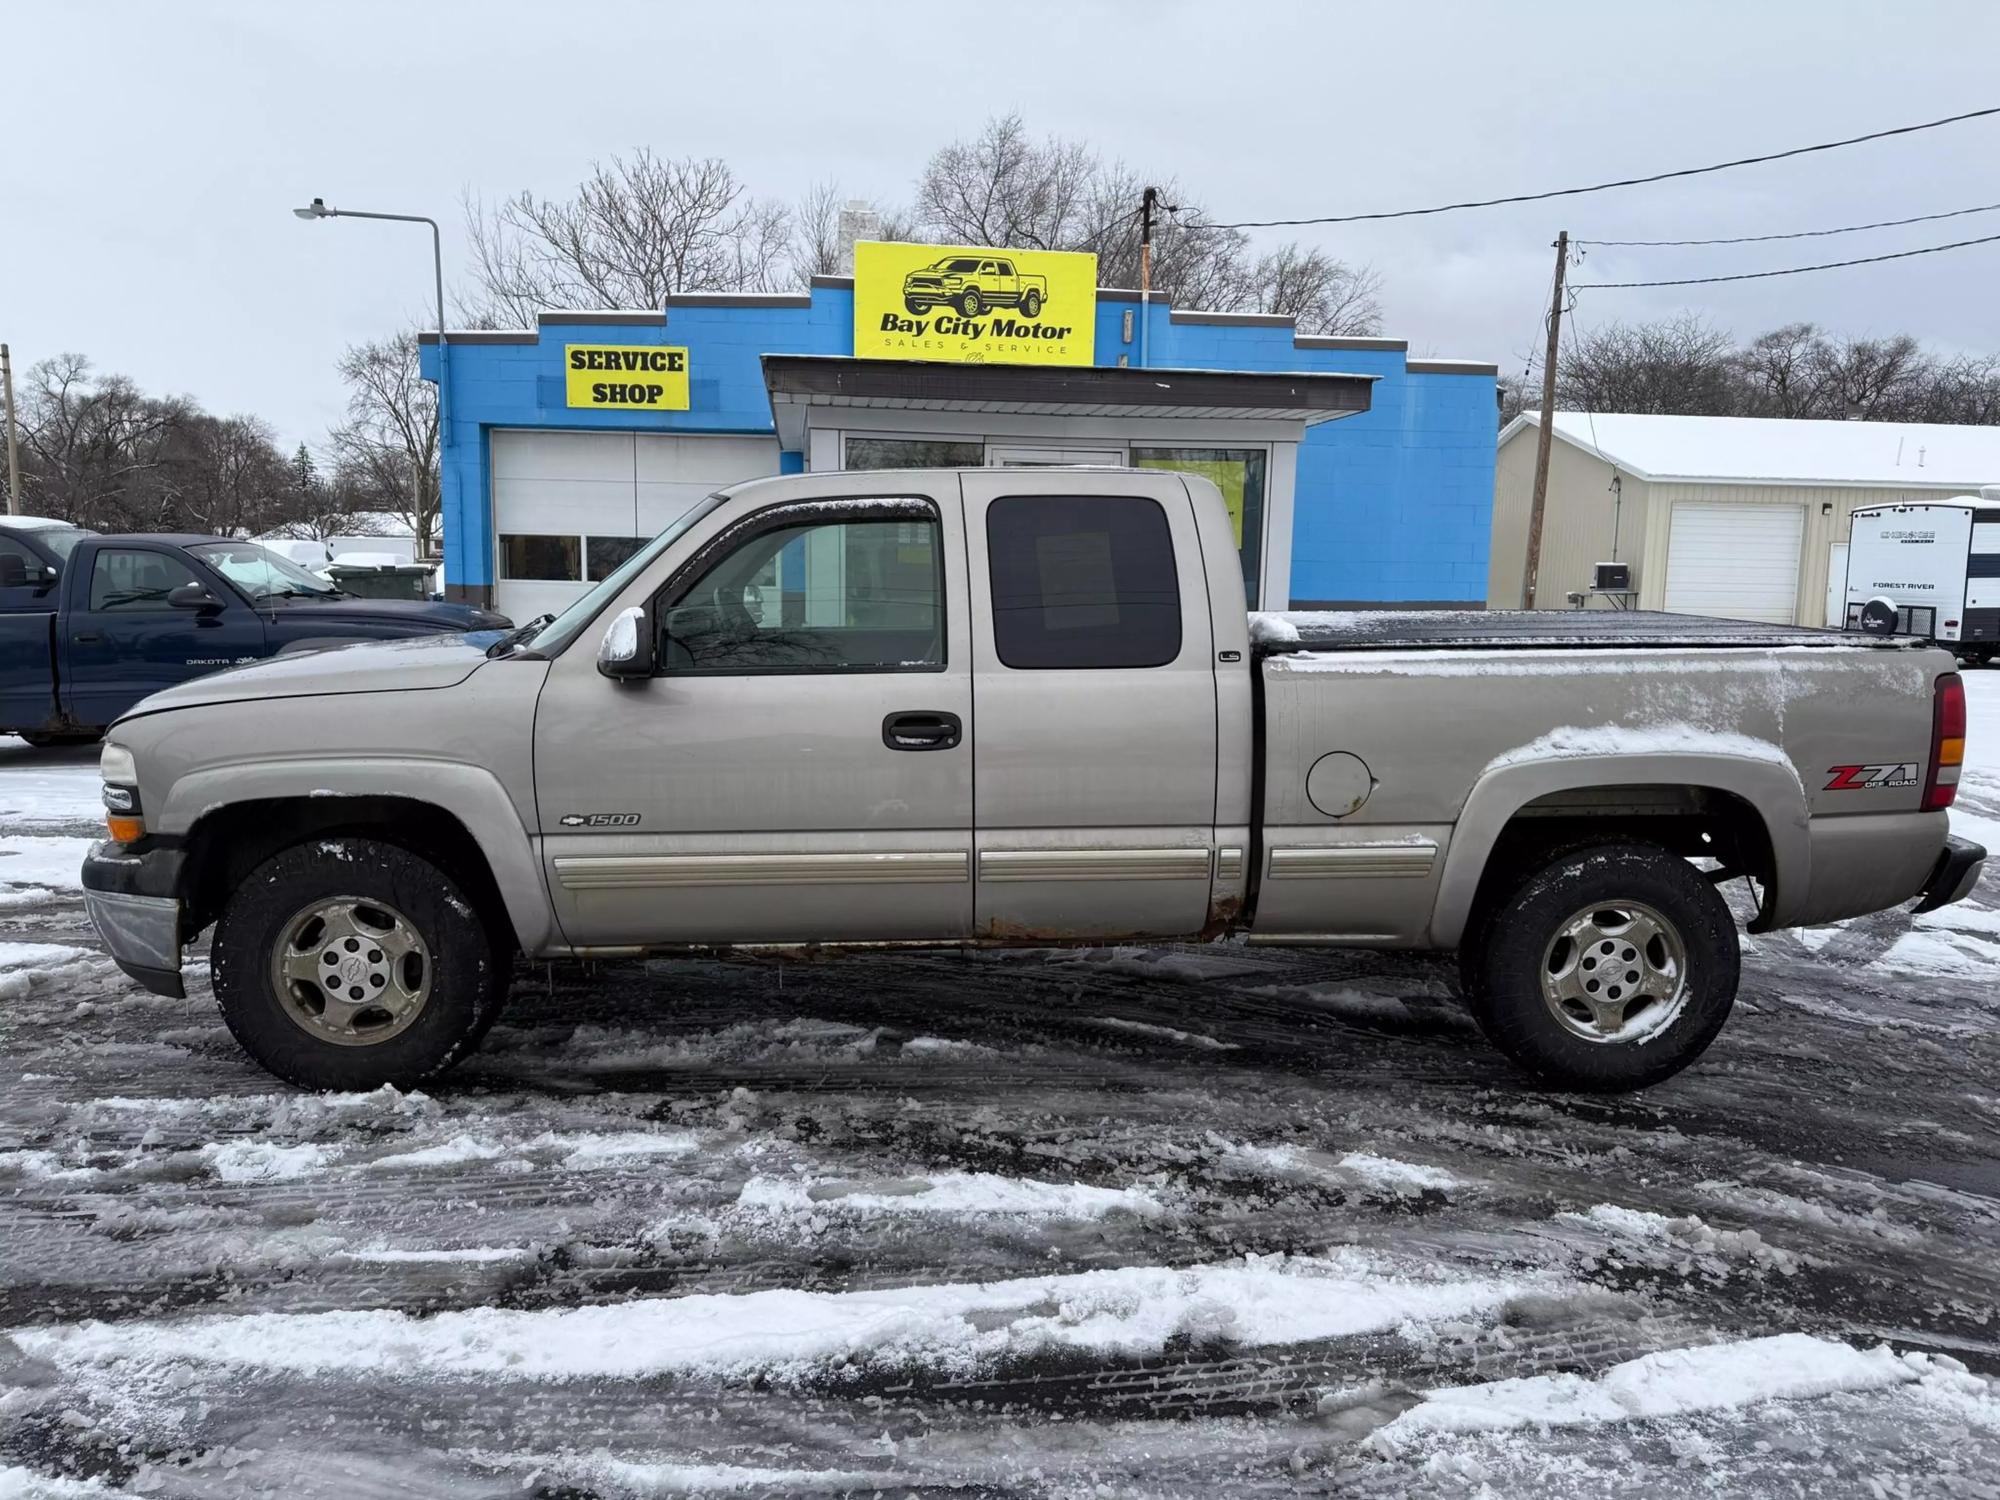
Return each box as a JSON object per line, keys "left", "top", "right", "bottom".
{"left": 660, "top": 503, "right": 943, "bottom": 674}
{"left": 88, "top": 549, "right": 202, "bottom": 612}
{"left": 986, "top": 495, "right": 1181, "bottom": 669}
{"left": 501, "top": 534, "right": 582, "bottom": 581}
{"left": 190, "top": 542, "right": 339, "bottom": 601}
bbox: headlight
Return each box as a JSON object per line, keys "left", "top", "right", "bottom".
{"left": 99, "top": 742, "right": 144, "bottom": 843}
{"left": 100, "top": 742, "right": 137, "bottom": 786}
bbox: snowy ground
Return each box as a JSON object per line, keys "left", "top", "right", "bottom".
{"left": 4, "top": 683, "right": 2000, "bottom": 1497}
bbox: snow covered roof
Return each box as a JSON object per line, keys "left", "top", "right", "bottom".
{"left": 1500, "top": 411, "right": 2000, "bottom": 490}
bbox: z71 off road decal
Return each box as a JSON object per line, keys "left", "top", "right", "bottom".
{"left": 1825, "top": 763, "right": 1921, "bottom": 791}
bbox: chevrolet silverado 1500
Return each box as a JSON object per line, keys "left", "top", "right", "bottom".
{"left": 81, "top": 468, "right": 1984, "bottom": 1093}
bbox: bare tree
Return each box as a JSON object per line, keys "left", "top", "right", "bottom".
{"left": 1547, "top": 315, "right": 2000, "bottom": 426}
{"left": 464, "top": 151, "right": 794, "bottom": 325}
{"left": 1241, "top": 245, "right": 1385, "bottom": 337}
{"left": 1556, "top": 314, "right": 1742, "bottom": 416}
{"left": 907, "top": 115, "right": 1383, "bottom": 335}
{"left": 328, "top": 331, "right": 440, "bottom": 552}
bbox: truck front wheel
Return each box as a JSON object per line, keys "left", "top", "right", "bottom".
{"left": 1459, "top": 842, "right": 1739, "bottom": 1092}
{"left": 211, "top": 836, "right": 507, "bottom": 1090}
{"left": 957, "top": 289, "right": 983, "bottom": 317}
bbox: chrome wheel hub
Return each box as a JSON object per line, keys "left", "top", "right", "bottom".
{"left": 271, "top": 896, "right": 431, "bottom": 1047}
{"left": 1540, "top": 899, "right": 1689, "bottom": 1045}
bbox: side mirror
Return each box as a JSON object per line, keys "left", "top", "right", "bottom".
{"left": 596, "top": 605, "right": 656, "bottom": 680}
{"left": 0, "top": 555, "right": 25, "bottom": 589}
{"left": 167, "top": 582, "right": 223, "bottom": 613}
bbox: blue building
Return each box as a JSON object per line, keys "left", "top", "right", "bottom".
{"left": 421, "top": 273, "right": 1496, "bottom": 621}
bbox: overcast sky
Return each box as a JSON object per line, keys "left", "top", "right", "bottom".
{"left": 6, "top": 0, "right": 2000, "bottom": 448}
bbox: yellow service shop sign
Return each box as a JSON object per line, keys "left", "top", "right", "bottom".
{"left": 854, "top": 242, "right": 1096, "bottom": 366}
{"left": 564, "top": 344, "right": 691, "bottom": 410}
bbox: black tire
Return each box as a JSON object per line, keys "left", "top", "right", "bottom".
{"left": 211, "top": 836, "right": 508, "bottom": 1090}
{"left": 1459, "top": 842, "right": 1739, "bottom": 1093}
{"left": 1020, "top": 288, "right": 1043, "bottom": 318}
{"left": 17, "top": 729, "right": 100, "bottom": 749}
{"left": 957, "top": 289, "right": 983, "bottom": 317}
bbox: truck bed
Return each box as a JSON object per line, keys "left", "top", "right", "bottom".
{"left": 1251, "top": 609, "right": 1926, "bottom": 655}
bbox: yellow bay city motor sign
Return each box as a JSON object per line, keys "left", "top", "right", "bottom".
{"left": 854, "top": 242, "right": 1096, "bottom": 366}
{"left": 565, "top": 344, "right": 691, "bottom": 410}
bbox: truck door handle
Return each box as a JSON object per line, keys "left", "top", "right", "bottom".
{"left": 882, "top": 711, "right": 962, "bottom": 751}
{"left": 72, "top": 632, "right": 102, "bottom": 644}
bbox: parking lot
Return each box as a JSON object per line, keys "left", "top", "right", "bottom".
{"left": 3, "top": 685, "right": 1999, "bottom": 1497}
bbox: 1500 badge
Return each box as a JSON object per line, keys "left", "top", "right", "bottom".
{"left": 559, "top": 813, "right": 641, "bottom": 827}
{"left": 1825, "top": 763, "right": 1920, "bottom": 790}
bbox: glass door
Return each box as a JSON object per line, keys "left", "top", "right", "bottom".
{"left": 985, "top": 445, "right": 1125, "bottom": 467}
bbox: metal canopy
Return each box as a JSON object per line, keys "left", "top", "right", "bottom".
{"left": 761, "top": 355, "right": 1376, "bottom": 449}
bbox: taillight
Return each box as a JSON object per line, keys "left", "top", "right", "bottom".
{"left": 1923, "top": 672, "right": 1967, "bottom": 811}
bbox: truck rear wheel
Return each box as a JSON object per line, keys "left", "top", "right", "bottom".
{"left": 1459, "top": 842, "right": 1738, "bottom": 1092}
{"left": 1020, "top": 288, "right": 1043, "bottom": 317}
{"left": 211, "top": 836, "right": 507, "bottom": 1090}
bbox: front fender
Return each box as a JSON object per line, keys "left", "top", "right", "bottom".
{"left": 1428, "top": 749, "right": 1810, "bottom": 948}
{"left": 158, "top": 757, "right": 552, "bottom": 954}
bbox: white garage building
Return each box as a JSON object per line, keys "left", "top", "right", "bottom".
{"left": 1489, "top": 413, "right": 2000, "bottom": 624}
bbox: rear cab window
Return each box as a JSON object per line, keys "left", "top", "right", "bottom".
{"left": 985, "top": 495, "right": 1181, "bottom": 669}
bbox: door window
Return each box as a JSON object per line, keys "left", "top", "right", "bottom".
{"left": 0, "top": 537, "right": 44, "bottom": 596}
{"left": 88, "top": 549, "right": 202, "bottom": 612}
{"left": 986, "top": 495, "right": 1181, "bottom": 669}
{"left": 660, "top": 503, "right": 944, "bottom": 674}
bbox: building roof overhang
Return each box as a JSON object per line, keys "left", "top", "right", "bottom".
{"left": 760, "top": 355, "right": 1375, "bottom": 450}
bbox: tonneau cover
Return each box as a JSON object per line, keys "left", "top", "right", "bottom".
{"left": 1251, "top": 608, "right": 1930, "bottom": 654}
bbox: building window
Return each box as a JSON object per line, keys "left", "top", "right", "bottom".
{"left": 844, "top": 436, "right": 984, "bottom": 470}
{"left": 986, "top": 495, "right": 1181, "bottom": 670}
{"left": 660, "top": 506, "right": 943, "bottom": 674}
{"left": 1130, "top": 448, "right": 1267, "bottom": 608}
{"left": 586, "top": 536, "right": 646, "bottom": 581}
{"left": 500, "top": 534, "right": 582, "bottom": 581}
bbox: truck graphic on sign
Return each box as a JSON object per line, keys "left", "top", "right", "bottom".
{"left": 902, "top": 255, "right": 1048, "bottom": 319}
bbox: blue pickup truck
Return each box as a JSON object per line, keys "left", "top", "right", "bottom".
{"left": 0, "top": 517, "right": 508, "bottom": 747}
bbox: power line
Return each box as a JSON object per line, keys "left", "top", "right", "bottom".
{"left": 1173, "top": 105, "right": 2000, "bottom": 231}
{"left": 1580, "top": 199, "right": 2000, "bottom": 247}
{"left": 1578, "top": 229, "right": 2000, "bottom": 289}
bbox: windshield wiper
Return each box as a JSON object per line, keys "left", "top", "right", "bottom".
{"left": 485, "top": 613, "right": 555, "bottom": 658}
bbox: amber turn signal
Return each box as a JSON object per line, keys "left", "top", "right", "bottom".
{"left": 105, "top": 815, "right": 145, "bottom": 844}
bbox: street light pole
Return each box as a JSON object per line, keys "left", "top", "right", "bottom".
{"left": 0, "top": 343, "right": 21, "bottom": 517}
{"left": 293, "top": 198, "right": 447, "bottom": 556}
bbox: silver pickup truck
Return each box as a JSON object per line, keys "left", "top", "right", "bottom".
{"left": 81, "top": 468, "right": 1984, "bottom": 1094}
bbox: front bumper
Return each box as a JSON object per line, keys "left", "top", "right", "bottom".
{"left": 81, "top": 839, "right": 186, "bottom": 999}
{"left": 1911, "top": 834, "right": 1987, "bottom": 915}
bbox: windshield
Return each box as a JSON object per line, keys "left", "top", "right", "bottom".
{"left": 32, "top": 527, "right": 89, "bottom": 561}
{"left": 523, "top": 493, "right": 730, "bottom": 656}
{"left": 190, "top": 541, "right": 340, "bottom": 600}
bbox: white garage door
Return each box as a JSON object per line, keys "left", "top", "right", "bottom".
{"left": 1663, "top": 502, "right": 1805, "bottom": 624}
{"left": 490, "top": 430, "right": 779, "bottom": 621}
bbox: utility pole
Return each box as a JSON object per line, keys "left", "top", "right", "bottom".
{"left": 0, "top": 344, "right": 20, "bottom": 516}
{"left": 1138, "top": 186, "right": 1157, "bottom": 368}
{"left": 1522, "top": 229, "right": 1568, "bottom": 609}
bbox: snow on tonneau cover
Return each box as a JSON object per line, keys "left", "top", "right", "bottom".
{"left": 1248, "top": 607, "right": 1936, "bottom": 654}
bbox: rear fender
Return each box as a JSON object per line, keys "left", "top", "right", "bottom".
{"left": 1430, "top": 751, "right": 1809, "bottom": 948}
